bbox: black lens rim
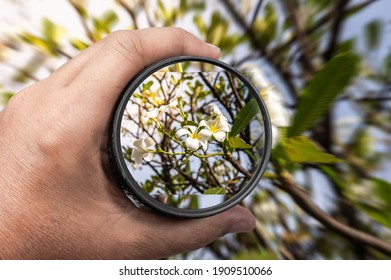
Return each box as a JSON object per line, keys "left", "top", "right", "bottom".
{"left": 109, "top": 56, "right": 272, "bottom": 218}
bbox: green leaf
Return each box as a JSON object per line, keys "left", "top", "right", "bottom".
{"left": 193, "top": 14, "right": 207, "bottom": 36}
{"left": 283, "top": 136, "right": 340, "bottom": 164}
{"left": 344, "top": 0, "right": 377, "bottom": 19}
{"left": 372, "top": 178, "right": 391, "bottom": 208}
{"left": 101, "top": 11, "right": 119, "bottom": 29}
{"left": 143, "top": 181, "right": 154, "bottom": 193}
{"left": 253, "top": 2, "right": 277, "bottom": 46}
{"left": 70, "top": 38, "right": 89, "bottom": 50}
{"left": 319, "top": 165, "right": 348, "bottom": 191}
{"left": 289, "top": 53, "right": 359, "bottom": 137}
{"left": 360, "top": 204, "right": 391, "bottom": 229}
{"left": 204, "top": 187, "right": 227, "bottom": 195}
{"left": 142, "top": 81, "right": 154, "bottom": 91}
{"left": 42, "top": 18, "right": 57, "bottom": 43}
{"left": 1, "top": 91, "right": 14, "bottom": 104}
{"left": 337, "top": 38, "right": 356, "bottom": 54}
{"left": 189, "top": 195, "right": 199, "bottom": 209}
{"left": 70, "top": 0, "right": 88, "bottom": 18}
{"left": 228, "top": 136, "right": 253, "bottom": 149}
{"left": 364, "top": 20, "right": 383, "bottom": 51}
{"left": 382, "top": 52, "right": 391, "bottom": 82}
{"left": 349, "top": 128, "right": 372, "bottom": 158}
{"left": 230, "top": 98, "right": 260, "bottom": 136}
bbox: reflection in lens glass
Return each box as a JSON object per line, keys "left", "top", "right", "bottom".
{"left": 120, "top": 62, "right": 265, "bottom": 209}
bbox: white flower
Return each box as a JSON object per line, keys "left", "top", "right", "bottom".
{"left": 131, "top": 137, "right": 156, "bottom": 168}
{"left": 213, "top": 163, "right": 225, "bottom": 175}
{"left": 199, "top": 115, "right": 231, "bottom": 142}
{"left": 143, "top": 108, "right": 160, "bottom": 120}
{"left": 261, "top": 86, "right": 289, "bottom": 127}
{"left": 207, "top": 103, "right": 223, "bottom": 115}
{"left": 166, "top": 92, "right": 183, "bottom": 108}
{"left": 175, "top": 125, "right": 212, "bottom": 151}
{"left": 142, "top": 93, "right": 183, "bottom": 121}
{"left": 241, "top": 63, "right": 290, "bottom": 147}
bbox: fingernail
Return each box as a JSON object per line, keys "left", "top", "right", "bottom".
{"left": 228, "top": 219, "right": 255, "bottom": 234}
{"left": 206, "top": 43, "right": 221, "bottom": 56}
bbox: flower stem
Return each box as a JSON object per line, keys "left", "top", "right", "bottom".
{"left": 193, "top": 152, "right": 225, "bottom": 158}
{"left": 154, "top": 149, "right": 186, "bottom": 156}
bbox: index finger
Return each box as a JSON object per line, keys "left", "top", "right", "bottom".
{"left": 67, "top": 27, "right": 221, "bottom": 131}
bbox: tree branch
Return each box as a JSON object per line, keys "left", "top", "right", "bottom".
{"left": 220, "top": 0, "right": 299, "bottom": 100}
{"left": 283, "top": 0, "right": 316, "bottom": 76}
{"left": 270, "top": 0, "right": 377, "bottom": 59}
{"left": 276, "top": 170, "right": 391, "bottom": 257}
{"left": 324, "top": 0, "right": 350, "bottom": 60}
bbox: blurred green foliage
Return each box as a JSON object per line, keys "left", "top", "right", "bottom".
{"left": 1, "top": 0, "right": 391, "bottom": 259}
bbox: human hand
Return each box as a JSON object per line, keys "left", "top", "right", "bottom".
{"left": 0, "top": 27, "right": 255, "bottom": 259}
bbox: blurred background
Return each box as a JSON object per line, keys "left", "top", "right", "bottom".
{"left": 1, "top": 0, "right": 391, "bottom": 259}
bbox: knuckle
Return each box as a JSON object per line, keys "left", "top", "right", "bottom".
{"left": 105, "top": 30, "right": 145, "bottom": 67}
{"left": 35, "top": 126, "right": 63, "bottom": 157}
{"left": 4, "top": 90, "right": 29, "bottom": 115}
{"left": 171, "top": 27, "right": 187, "bottom": 53}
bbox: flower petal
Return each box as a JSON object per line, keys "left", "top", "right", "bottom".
{"left": 199, "top": 120, "right": 208, "bottom": 128}
{"left": 184, "top": 125, "right": 197, "bottom": 133}
{"left": 168, "top": 99, "right": 178, "bottom": 108}
{"left": 144, "top": 108, "right": 159, "bottom": 119}
{"left": 132, "top": 149, "right": 144, "bottom": 166}
{"left": 186, "top": 137, "right": 200, "bottom": 151}
{"left": 218, "top": 119, "right": 231, "bottom": 132}
{"left": 213, "top": 131, "right": 227, "bottom": 142}
{"left": 132, "top": 138, "right": 145, "bottom": 150}
{"left": 159, "top": 105, "right": 169, "bottom": 113}
{"left": 199, "top": 139, "right": 208, "bottom": 152}
{"left": 262, "top": 87, "right": 283, "bottom": 103}
{"left": 144, "top": 137, "right": 156, "bottom": 148}
{"left": 199, "top": 129, "right": 212, "bottom": 139}
{"left": 143, "top": 152, "right": 154, "bottom": 162}
{"left": 175, "top": 128, "right": 191, "bottom": 138}
{"left": 267, "top": 101, "right": 289, "bottom": 127}
{"left": 209, "top": 103, "right": 222, "bottom": 115}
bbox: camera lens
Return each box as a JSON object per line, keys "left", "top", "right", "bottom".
{"left": 109, "top": 56, "right": 272, "bottom": 218}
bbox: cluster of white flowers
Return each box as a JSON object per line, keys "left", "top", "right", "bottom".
{"left": 241, "top": 63, "right": 290, "bottom": 147}
{"left": 142, "top": 94, "right": 182, "bottom": 121}
{"left": 175, "top": 104, "right": 231, "bottom": 151}
{"left": 132, "top": 100, "right": 231, "bottom": 167}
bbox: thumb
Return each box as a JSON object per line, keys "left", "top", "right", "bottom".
{"left": 123, "top": 205, "right": 255, "bottom": 259}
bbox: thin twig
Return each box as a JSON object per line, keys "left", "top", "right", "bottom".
{"left": 283, "top": 0, "right": 316, "bottom": 76}
{"left": 250, "top": 0, "right": 264, "bottom": 27}
{"left": 116, "top": 0, "right": 139, "bottom": 29}
{"left": 199, "top": 72, "right": 235, "bottom": 121}
{"left": 68, "top": 0, "right": 95, "bottom": 42}
{"left": 225, "top": 152, "right": 252, "bottom": 178}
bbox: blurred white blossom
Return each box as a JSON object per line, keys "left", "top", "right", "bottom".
{"left": 241, "top": 63, "right": 290, "bottom": 146}
{"left": 207, "top": 103, "right": 223, "bottom": 115}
